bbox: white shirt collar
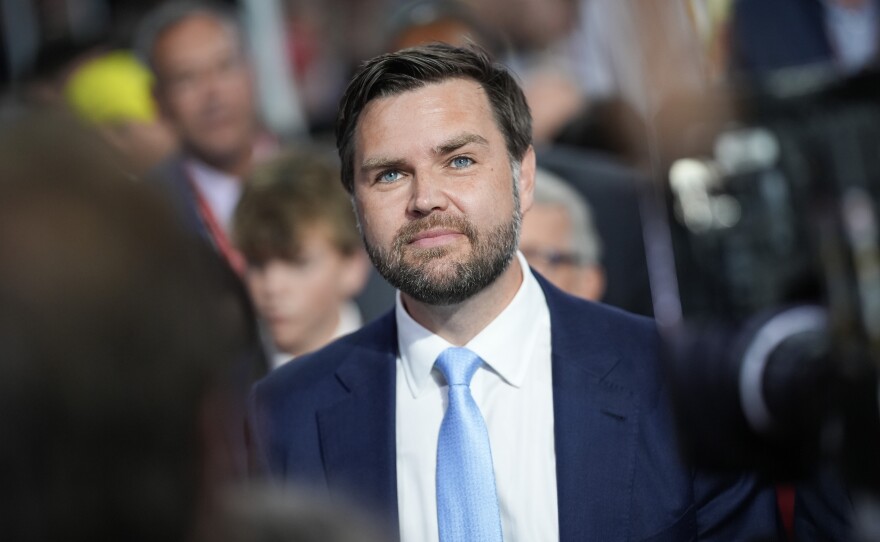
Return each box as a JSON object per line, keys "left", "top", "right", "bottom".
{"left": 185, "top": 157, "right": 243, "bottom": 233}
{"left": 397, "top": 251, "right": 546, "bottom": 398}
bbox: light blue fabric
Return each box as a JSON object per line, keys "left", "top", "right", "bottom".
{"left": 434, "top": 347, "right": 503, "bottom": 542}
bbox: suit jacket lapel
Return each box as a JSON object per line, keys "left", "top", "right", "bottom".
{"left": 541, "top": 277, "right": 640, "bottom": 542}
{"left": 316, "top": 313, "right": 400, "bottom": 530}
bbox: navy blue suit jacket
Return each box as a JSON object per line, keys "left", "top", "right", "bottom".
{"left": 248, "top": 274, "right": 780, "bottom": 541}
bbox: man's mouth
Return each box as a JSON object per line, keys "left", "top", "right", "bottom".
{"left": 407, "top": 228, "right": 465, "bottom": 248}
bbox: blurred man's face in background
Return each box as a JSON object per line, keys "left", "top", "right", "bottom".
{"left": 520, "top": 203, "right": 605, "bottom": 301}
{"left": 152, "top": 14, "right": 256, "bottom": 168}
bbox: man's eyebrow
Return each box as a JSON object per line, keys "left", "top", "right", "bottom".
{"left": 359, "top": 134, "right": 489, "bottom": 172}
{"left": 433, "top": 133, "right": 489, "bottom": 156}
{"left": 360, "top": 156, "right": 407, "bottom": 172}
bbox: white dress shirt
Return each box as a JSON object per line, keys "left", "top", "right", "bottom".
{"left": 395, "top": 251, "right": 558, "bottom": 542}
{"left": 186, "top": 158, "right": 243, "bottom": 234}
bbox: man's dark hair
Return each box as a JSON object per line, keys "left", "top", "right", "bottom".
{"left": 335, "top": 42, "right": 532, "bottom": 193}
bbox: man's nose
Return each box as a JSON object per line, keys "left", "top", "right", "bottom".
{"left": 407, "top": 174, "right": 449, "bottom": 217}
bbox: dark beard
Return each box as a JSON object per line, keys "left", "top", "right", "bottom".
{"left": 364, "top": 206, "right": 521, "bottom": 306}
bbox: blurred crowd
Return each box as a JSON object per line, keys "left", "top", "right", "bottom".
{"left": 1, "top": 0, "right": 878, "bottom": 539}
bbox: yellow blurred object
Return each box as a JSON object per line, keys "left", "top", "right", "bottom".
{"left": 64, "top": 51, "right": 158, "bottom": 124}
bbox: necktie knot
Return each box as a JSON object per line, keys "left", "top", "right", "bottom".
{"left": 435, "top": 347, "right": 483, "bottom": 387}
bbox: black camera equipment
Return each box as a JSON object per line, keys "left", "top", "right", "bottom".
{"left": 644, "top": 69, "right": 880, "bottom": 491}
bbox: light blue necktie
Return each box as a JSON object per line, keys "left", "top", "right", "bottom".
{"left": 434, "top": 347, "right": 503, "bottom": 542}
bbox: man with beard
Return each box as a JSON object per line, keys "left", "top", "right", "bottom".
{"left": 247, "top": 44, "right": 780, "bottom": 541}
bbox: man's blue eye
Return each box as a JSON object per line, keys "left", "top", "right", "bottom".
{"left": 380, "top": 170, "right": 401, "bottom": 183}
{"left": 451, "top": 156, "right": 473, "bottom": 168}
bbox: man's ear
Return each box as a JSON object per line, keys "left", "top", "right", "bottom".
{"left": 519, "top": 146, "right": 537, "bottom": 215}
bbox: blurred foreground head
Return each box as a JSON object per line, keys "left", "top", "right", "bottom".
{"left": 0, "top": 113, "right": 247, "bottom": 541}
